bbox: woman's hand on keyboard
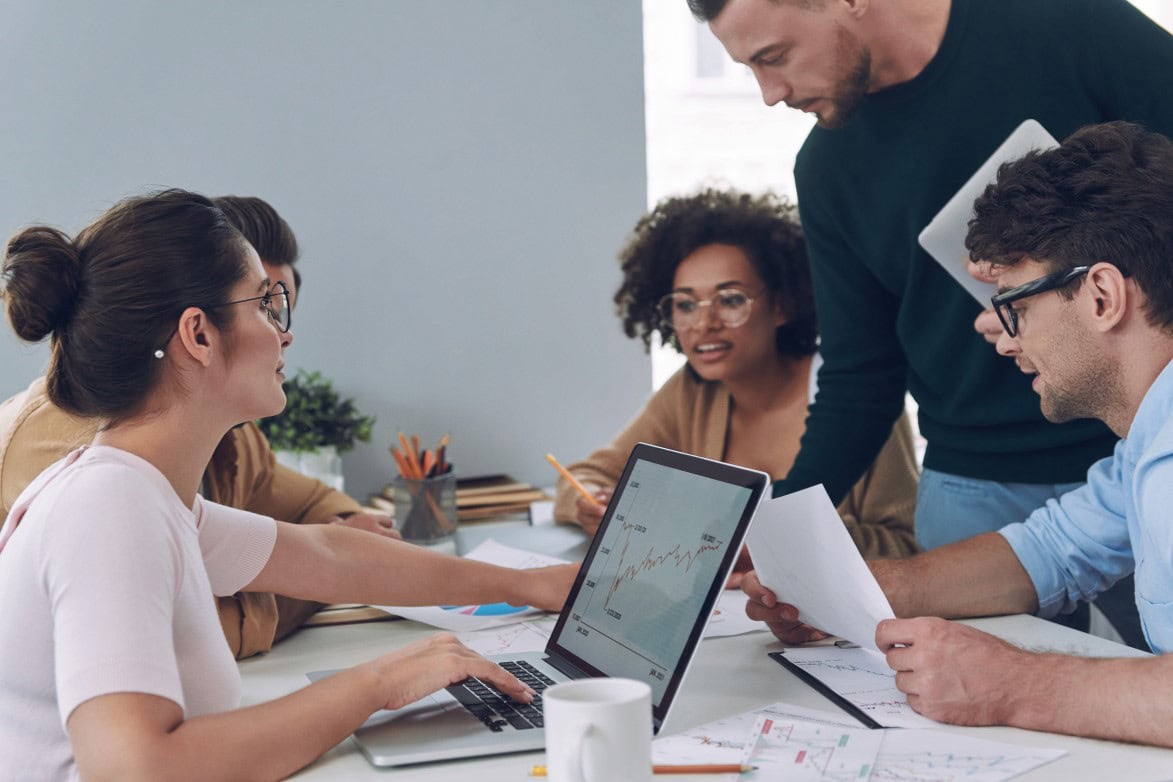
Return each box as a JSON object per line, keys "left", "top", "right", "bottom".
{"left": 368, "top": 634, "right": 535, "bottom": 711}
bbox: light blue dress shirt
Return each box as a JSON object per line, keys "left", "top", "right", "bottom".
{"left": 1001, "top": 359, "right": 1173, "bottom": 654}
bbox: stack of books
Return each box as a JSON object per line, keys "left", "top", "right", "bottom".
{"left": 454, "top": 474, "right": 550, "bottom": 522}
{"left": 368, "top": 473, "right": 550, "bottom": 523}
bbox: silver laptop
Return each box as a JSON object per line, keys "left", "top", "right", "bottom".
{"left": 310, "top": 442, "right": 769, "bottom": 767}
{"left": 918, "top": 118, "right": 1059, "bottom": 305}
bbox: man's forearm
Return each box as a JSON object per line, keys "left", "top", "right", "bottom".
{"left": 1005, "top": 652, "right": 1173, "bottom": 746}
{"left": 875, "top": 532, "right": 1039, "bottom": 618}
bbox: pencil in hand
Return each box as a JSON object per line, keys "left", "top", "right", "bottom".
{"left": 545, "top": 453, "right": 603, "bottom": 508}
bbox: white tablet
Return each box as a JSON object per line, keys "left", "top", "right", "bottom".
{"left": 918, "top": 119, "right": 1059, "bottom": 305}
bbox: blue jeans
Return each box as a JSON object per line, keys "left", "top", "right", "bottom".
{"left": 916, "top": 469, "right": 1146, "bottom": 650}
{"left": 916, "top": 469, "right": 1082, "bottom": 549}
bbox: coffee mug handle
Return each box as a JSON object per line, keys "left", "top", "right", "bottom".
{"left": 566, "top": 721, "right": 601, "bottom": 782}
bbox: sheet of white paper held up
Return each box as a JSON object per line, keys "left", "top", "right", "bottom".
{"left": 745, "top": 485, "right": 895, "bottom": 653}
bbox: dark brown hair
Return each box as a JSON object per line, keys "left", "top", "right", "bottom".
{"left": 686, "top": 0, "right": 823, "bottom": 22}
{"left": 212, "top": 195, "right": 301, "bottom": 291}
{"left": 966, "top": 121, "right": 1173, "bottom": 329}
{"left": 1, "top": 188, "right": 249, "bottom": 420}
{"left": 614, "top": 187, "right": 816, "bottom": 358}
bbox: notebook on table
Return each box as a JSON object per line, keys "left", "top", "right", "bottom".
{"left": 308, "top": 442, "right": 769, "bottom": 767}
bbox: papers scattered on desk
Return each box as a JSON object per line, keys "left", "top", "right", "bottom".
{"left": 779, "top": 646, "right": 941, "bottom": 728}
{"left": 456, "top": 615, "right": 559, "bottom": 657}
{"left": 656, "top": 701, "right": 1065, "bottom": 782}
{"left": 746, "top": 484, "right": 894, "bottom": 652}
{"left": 373, "top": 540, "right": 568, "bottom": 632}
{"left": 704, "top": 588, "right": 769, "bottom": 638}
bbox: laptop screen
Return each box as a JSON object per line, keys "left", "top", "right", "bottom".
{"left": 547, "top": 443, "right": 767, "bottom": 725}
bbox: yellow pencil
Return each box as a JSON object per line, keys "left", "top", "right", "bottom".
{"left": 528, "top": 764, "right": 756, "bottom": 776}
{"left": 545, "top": 453, "right": 602, "bottom": 508}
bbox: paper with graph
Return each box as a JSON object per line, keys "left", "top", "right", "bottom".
{"left": 747, "top": 485, "right": 895, "bottom": 652}
{"left": 374, "top": 540, "right": 567, "bottom": 631}
{"left": 655, "top": 702, "right": 1064, "bottom": 781}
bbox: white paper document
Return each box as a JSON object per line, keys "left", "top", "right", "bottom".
{"left": 704, "top": 589, "right": 769, "bottom": 638}
{"left": 745, "top": 484, "right": 895, "bottom": 652}
{"left": 652, "top": 710, "right": 758, "bottom": 768}
{"left": 781, "top": 646, "right": 941, "bottom": 728}
{"left": 374, "top": 540, "right": 568, "bottom": 632}
{"left": 456, "top": 615, "right": 558, "bottom": 656}
{"left": 657, "top": 702, "right": 1065, "bottom": 782}
{"left": 750, "top": 711, "right": 883, "bottom": 781}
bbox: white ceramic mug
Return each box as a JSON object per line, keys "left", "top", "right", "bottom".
{"left": 543, "top": 677, "right": 653, "bottom": 782}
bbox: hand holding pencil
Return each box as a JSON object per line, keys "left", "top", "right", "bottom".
{"left": 545, "top": 454, "right": 610, "bottom": 537}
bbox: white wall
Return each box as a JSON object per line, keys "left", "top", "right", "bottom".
{"left": 0, "top": 1, "right": 650, "bottom": 499}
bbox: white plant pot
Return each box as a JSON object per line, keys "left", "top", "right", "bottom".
{"left": 275, "top": 446, "right": 345, "bottom": 492}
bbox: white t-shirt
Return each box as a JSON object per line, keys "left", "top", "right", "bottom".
{"left": 0, "top": 446, "right": 276, "bottom": 781}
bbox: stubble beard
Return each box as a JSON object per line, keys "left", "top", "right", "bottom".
{"left": 816, "top": 26, "right": 872, "bottom": 130}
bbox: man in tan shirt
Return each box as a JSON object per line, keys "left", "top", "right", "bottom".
{"left": 0, "top": 195, "right": 395, "bottom": 658}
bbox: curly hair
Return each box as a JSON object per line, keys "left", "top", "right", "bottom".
{"left": 966, "top": 121, "right": 1173, "bottom": 329}
{"left": 614, "top": 188, "right": 816, "bottom": 358}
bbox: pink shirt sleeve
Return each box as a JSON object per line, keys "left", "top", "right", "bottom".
{"left": 193, "top": 497, "right": 276, "bottom": 596}
{"left": 40, "top": 463, "right": 188, "bottom": 723}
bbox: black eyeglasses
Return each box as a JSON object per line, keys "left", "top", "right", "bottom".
{"left": 208, "top": 280, "right": 292, "bottom": 333}
{"left": 990, "top": 266, "right": 1090, "bottom": 338}
{"left": 154, "top": 281, "right": 291, "bottom": 358}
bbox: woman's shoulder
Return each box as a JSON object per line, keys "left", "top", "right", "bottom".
{"left": 41, "top": 447, "right": 188, "bottom": 529}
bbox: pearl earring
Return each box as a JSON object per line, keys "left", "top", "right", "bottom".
{"left": 154, "top": 349, "right": 165, "bottom": 359}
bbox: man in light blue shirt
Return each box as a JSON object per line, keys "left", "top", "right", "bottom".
{"left": 742, "top": 121, "right": 1173, "bottom": 746}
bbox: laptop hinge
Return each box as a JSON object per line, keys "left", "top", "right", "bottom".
{"left": 544, "top": 655, "right": 591, "bottom": 680}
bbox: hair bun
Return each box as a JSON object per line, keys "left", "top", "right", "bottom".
{"left": 2, "top": 226, "right": 82, "bottom": 342}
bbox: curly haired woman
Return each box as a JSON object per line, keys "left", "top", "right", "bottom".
{"left": 555, "top": 188, "right": 919, "bottom": 570}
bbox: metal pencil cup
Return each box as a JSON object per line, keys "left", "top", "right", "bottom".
{"left": 393, "top": 472, "right": 458, "bottom": 545}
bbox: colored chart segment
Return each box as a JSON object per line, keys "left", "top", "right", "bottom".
{"left": 440, "top": 603, "right": 530, "bottom": 617}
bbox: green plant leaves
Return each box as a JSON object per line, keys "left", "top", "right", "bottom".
{"left": 257, "top": 369, "right": 375, "bottom": 453}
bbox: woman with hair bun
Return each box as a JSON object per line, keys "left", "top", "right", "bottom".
{"left": 0, "top": 189, "right": 575, "bottom": 780}
{"left": 554, "top": 188, "right": 920, "bottom": 566}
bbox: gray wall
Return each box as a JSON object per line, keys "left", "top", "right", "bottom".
{"left": 0, "top": 1, "right": 651, "bottom": 500}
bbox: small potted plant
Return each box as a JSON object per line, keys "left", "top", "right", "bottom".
{"left": 258, "top": 369, "right": 375, "bottom": 491}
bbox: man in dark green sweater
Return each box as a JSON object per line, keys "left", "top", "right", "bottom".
{"left": 688, "top": 0, "right": 1173, "bottom": 648}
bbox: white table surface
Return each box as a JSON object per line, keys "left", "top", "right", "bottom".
{"left": 239, "top": 528, "right": 1173, "bottom": 781}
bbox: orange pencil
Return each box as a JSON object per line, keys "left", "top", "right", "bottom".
{"left": 545, "top": 453, "right": 602, "bottom": 508}
{"left": 421, "top": 450, "right": 436, "bottom": 478}
{"left": 436, "top": 434, "right": 450, "bottom": 474}
{"left": 398, "top": 432, "right": 423, "bottom": 478}
{"left": 528, "top": 765, "right": 755, "bottom": 776}
{"left": 390, "top": 447, "right": 414, "bottom": 479}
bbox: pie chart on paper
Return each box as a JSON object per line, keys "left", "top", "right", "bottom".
{"left": 440, "top": 602, "right": 531, "bottom": 617}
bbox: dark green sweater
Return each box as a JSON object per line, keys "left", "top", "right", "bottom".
{"left": 784, "top": 0, "right": 1173, "bottom": 502}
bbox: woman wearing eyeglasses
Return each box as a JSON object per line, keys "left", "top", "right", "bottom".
{"left": 554, "top": 188, "right": 919, "bottom": 565}
{"left": 0, "top": 189, "right": 575, "bottom": 780}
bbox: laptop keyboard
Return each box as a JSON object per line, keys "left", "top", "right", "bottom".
{"left": 445, "top": 660, "right": 555, "bottom": 731}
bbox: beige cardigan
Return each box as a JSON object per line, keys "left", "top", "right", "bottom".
{"left": 555, "top": 367, "right": 920, "bottom": 559}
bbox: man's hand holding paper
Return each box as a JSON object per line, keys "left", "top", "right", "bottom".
{"left": 742, "top": 485, "right": 896, "bottom": 654}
